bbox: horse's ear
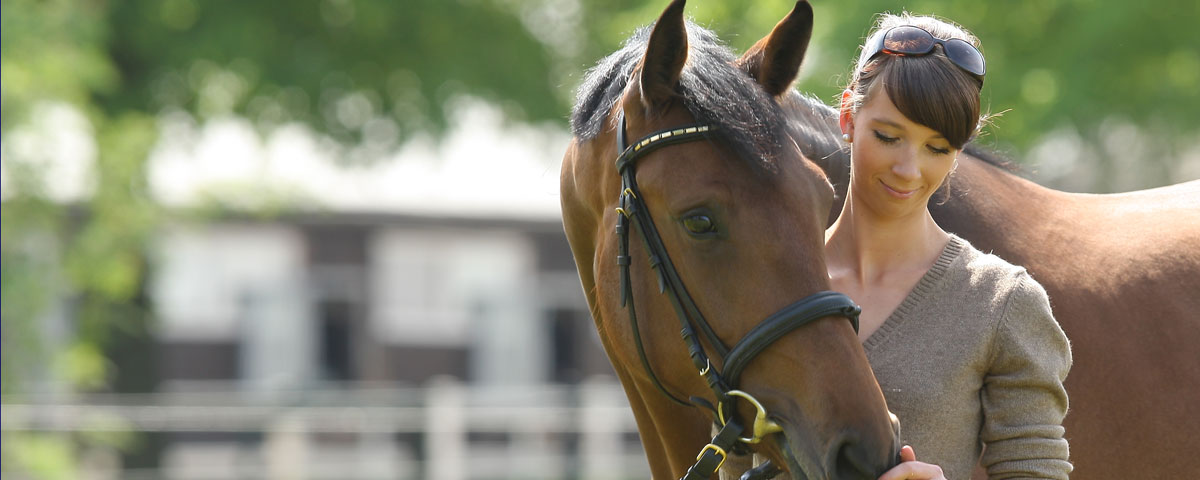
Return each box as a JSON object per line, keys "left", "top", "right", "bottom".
{"left": 637, "top": 0, "right": 688, "bottom": 112}
{"left": 735, "top": 0, "right": 813, "bottom": 97}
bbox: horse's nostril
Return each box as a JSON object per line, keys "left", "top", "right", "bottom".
{"left": 737, "top": 460, "right": 782, "bottom": 480}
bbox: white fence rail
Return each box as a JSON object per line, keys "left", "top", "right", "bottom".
{"left": 2, "top": 378, "right": 652, "bottom": 480}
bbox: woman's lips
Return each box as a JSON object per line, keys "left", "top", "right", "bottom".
{"left": 880, "top": 179, "right": 918, "bottom": 199}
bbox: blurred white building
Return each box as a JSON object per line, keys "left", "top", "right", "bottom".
{"left": 3, "top": 101, "right": 651, "bottom": 479}
{"left": 150, "top": 212, "right": 608, "bottom": 388}
{"left": 143, "top": 99, "right": 610, "bottom": 389}
{"left": 137, "top": 102, "right": 642, "bottom": 478}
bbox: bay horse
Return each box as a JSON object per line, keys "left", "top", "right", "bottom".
{"left": 560, "top": 1, "right": 900, "bottom": 478}
{"left": 776, "top": 51, "right": 1200, "bottom": 479}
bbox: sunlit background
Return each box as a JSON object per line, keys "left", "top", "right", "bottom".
{"left": 2, "top": 0, "right": 1197, "bottom": 479}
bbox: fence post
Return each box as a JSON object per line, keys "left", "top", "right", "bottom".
{"left": 426, "top": 376, "right": 466, "bottom": 480}
{"left": 580, "top": 376, "right": 625, "bottom": 480}
{"left": 264, "top": 412, "right": 308, "bottom": 480}
{"left": 508, "top": 384, "right": 560, "bottom": 479}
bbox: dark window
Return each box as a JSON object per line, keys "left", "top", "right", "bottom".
{"left": 319, "top": 300, "right": 354, "bottom": 381}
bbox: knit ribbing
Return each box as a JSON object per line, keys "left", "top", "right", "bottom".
{"left": 863, "top": 235, "right": 966, "bottom": 353}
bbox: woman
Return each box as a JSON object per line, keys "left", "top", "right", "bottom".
{"left": 828, "top": 13, "right": 1073, "bottom": 480}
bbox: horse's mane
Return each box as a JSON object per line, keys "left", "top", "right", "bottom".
{"left": 570, "top": 22, "right": 787, "bottom": 173}
{"left": 962, "top": 143, "right": 1018, "bottom": 171}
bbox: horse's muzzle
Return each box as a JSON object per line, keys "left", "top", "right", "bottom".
{"left": 777, "top": 411, "right": 901, "bottom": 480}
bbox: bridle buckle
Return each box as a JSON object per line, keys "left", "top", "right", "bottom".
{"left": 696, "top": 443, "right": 728, "bottom": 471}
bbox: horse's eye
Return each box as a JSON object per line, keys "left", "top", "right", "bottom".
{"left": 682, "top": 214, "right": 716, "bottom": 235}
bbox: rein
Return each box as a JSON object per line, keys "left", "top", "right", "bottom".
{"left": 613, "top": 114, "right": 863, "bottom": 480}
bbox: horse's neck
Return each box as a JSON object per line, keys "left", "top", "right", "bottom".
{"left": 783, "top": 98, "right": 853, "bottom": 230}
{"left": 929, "top": 154, "right": 1068, "bottom": 267}
{"left": 783, "top": 94, "right": 850, "bottom": 186}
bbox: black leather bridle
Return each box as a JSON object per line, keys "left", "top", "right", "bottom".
{"left": 613, "top": 113, "right": 863, "bottom": 480}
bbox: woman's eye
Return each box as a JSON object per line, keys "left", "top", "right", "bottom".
{"left": 927, "top": 145, "right": 952, "bottom": 155}
{"left": 682, "top": 214, "right": 717, "bottom": 234}
{"left": 873, "top": 130, "right": 898, "bottom": 144}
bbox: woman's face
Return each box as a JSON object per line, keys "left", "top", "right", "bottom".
{"left": 843, "top": 85, "right": 958, "bottom": 220}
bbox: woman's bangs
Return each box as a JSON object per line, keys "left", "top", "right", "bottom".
{"left": 881, "top": 55, "right": 979, "bottom": 149}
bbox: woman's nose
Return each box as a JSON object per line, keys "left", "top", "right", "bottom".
{"left": 891, "top": 151, "right": 921, "bottom": 181}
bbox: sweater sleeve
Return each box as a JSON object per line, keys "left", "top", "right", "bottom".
{"left": 980, "top": 273, "right": 1073, "bottom": 479}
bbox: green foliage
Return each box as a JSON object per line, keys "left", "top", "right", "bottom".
{"left": 10, "top": 0, "right": 1194, "bottom": 167}
{"left": 2, "top": 0, "right": 108, "bottom": 396}
{"left": 1, "top": 433, "right": 79, "bottom": 480}
{"left": 0, "top": 195, "right": 62, "bottom": 394}
{"left": 101, "top": 0, "right": 557, "bottom": 147}
{"left": 2, "top": 107, "right": 158, "bottom": 394}
{"left": 1, "top": 0, "right": 116, "bottom": 131}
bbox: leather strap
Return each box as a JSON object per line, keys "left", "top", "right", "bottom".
{"left": 722, "top": 291, "right": 861, "bottom": 386}
{"left": 681, "top": 418, "right": 744, "bottom": 480}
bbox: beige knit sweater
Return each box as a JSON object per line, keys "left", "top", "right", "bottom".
{"left": 864, "top": 235, "right": 1072, "bottom": 479}
{"left": 720, "top": 236, "right": 1072, "bottom": 480}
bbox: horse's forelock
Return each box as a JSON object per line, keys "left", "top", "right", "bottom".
{"left": 570, "top": 22, "right": 788, "bottom": 174}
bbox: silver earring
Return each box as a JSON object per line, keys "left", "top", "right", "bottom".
{"left": 842, "top": 133, "right": 852, "bottom": 143}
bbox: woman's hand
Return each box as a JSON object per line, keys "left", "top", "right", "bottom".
{"left": 877, "top": 445, "right": 946, "bottom": 480}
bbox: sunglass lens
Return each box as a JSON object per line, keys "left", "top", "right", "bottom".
{"left": 945, "top": 39, "right": 986, "bottom": 76}
{"left": 883, "top": 26, "right": 936, "bottom": 55}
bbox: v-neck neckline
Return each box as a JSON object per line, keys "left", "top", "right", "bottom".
{"left": 862, "top": 235, "right": 966, "bottom": 353}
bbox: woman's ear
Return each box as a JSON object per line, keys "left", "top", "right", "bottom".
{"left": 839, "top": 89, "right": 855, "bottom": 139}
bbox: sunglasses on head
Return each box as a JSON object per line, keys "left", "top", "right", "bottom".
{"left": 862, "top": 25, "right": 986, "bottom": 84}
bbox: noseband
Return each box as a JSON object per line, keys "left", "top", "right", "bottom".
{"left": 613, "top": 114, "right": 862, "bottom": 480}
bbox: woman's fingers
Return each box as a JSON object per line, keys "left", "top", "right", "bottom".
{"left": 878, "top": 463, "right": 946, "bottom": 480}
{"left": 877, "top": 445, "right": 946, "bottom": 480}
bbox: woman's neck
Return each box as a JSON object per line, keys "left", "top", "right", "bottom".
{"left": 825, "top": 192, "right": 950, "bottom": 287}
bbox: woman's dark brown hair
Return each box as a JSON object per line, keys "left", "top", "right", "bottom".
{"left": 845, "top": 14, "right": 984, "bottom": 150}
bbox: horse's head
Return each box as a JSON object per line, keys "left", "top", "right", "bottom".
{"left": 561, "top": 1, "right": 898, "bottom": 478}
